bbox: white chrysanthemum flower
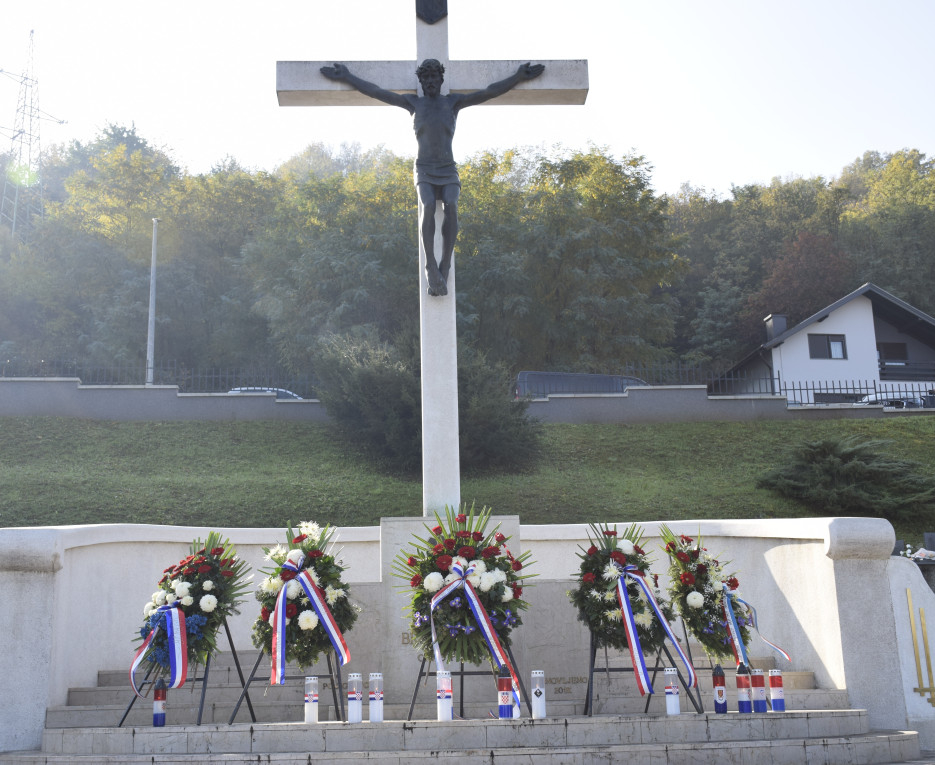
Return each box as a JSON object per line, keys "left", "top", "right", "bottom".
{"left": 424, "top": 572, "right": 445, "bottom": 593}
{"left": 300, "top": 596, "right": 310, "bottom": 605}
{"left": 444, "top": 572, "right": 460, "bottom": 585}
{"left": 603, "top": 589, "right": 618, "bottom": 602}
{"left": 299, "top": 521, "right": 321, "bottom": 538}
{"left": 501, "top": 587, "right": 514, "bottom": 603}
{"left": 467, "top": 573, "right": 482, "bottom": 589}
{"left": 604, "top": 608, "right": 623, "bottom": 623}
{"left": 200, "top": 594, "right": 218, "bottom": 612}
{"left": 479, "top": 572, "right": 497, "bottom": 592}
{"left": 619, "top": 539, "right": 636, "bottom": 555}
{"left": 286, "top": 579, "right": 303, "bottom": 600}
{"left": 262, "top": 576, "right": 284, "bottom": 594}
{"left": 165, "top": 593, "right": 179, "bottom": 604}
{"left": 286, "top": 549, "right": 305, "bottom": 565}
{"left": 202, "top": 580, "right": 214, "bottom": 592}
{"left": 602, "top": 562, "right": 622, "bottom": 581}
{"left": 452, "top": 556, "right": 468, "bottom": 571}
{"left": 686, "top": 591, "right": 705, "bottom": 609}
{"left": 324, "top": 585, "right": 346, "bottom": 605}
{"left": 181, "top": 595, "right": 194, "bottom": 607}
{"left": 492, "top": 568, "right": 507, "bottom": 583}
{"left": 635, "top": 610, "right": 654, "bottom": 628}
{"left": 170, "top": 578, "right": 182, "bottom": 592}
{"left": 143, "top": 602, "right": 155, "bottom": 617}
{"left": 152, "top": 590, "right": 167, "bottom": 606}
{"left": 174, "top": 581, "right": 191, "bottom": 598}
{"left": 298, "top": 609, "right": 319, "bottom": 631}
{"left": 469, "top": 559, "right": 487, "bottom": 575}
{"left": 587, "top": 589, "right": 603, "bottom": 600}
{"left": 265, "top": 544, "right": 287, "bottom": 562}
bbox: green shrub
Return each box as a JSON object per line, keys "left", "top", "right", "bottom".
{"left": 756, "top": 436, "right": 935, "bottom": 522}
{"left": 312, "top": 334, "right": 541, "bottom": 475}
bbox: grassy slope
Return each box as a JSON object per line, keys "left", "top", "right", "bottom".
{"left": 1, "top": 416, "right": 932, "bottom": 542}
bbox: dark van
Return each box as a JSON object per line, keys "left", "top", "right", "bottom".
{"left": 514, "top": 371, "right": 649, "bottom": 399}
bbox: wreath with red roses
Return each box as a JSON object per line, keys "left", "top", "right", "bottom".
{"left": 392, "top": 503, "right": 533, "bottom": 666}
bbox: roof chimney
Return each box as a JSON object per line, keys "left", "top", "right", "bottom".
{"left": 764, "top": 314, "right": 787, "bottom": 342}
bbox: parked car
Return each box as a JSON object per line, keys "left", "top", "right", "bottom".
{"left": 227, "top": 387, "right": 303, "bottom": 400}
{"left": 514, "top": 371, "right": 649, "bottom": 399}
{"left": 855, "top": 393, "right": 925, "bottom": 409}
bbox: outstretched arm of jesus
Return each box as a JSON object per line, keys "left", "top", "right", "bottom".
{"left": 320, "top": 63, "right": 414, "bottom": 112}
{"left": 456, "top": 62, "right": 545, "bottom": 110}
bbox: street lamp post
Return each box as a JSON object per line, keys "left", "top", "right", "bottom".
{"left": 145, "top": 217, "right": 160, "bottom": 386}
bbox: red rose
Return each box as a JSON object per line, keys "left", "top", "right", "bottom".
{"left": 444, "top": 539, "right": 456, "bottom": 551}
{"left": 582, "top": 572, "right": 596, "bottom": 583}
{"left": 183, "top": 568, "right": 196, "bottom": 576}
{"left": 456, "top": 530, "right": 471, "bottom": 539}
{"left": 292, "top": 534, "right": 307, "bottom": 544}
{"left": 280, "top": 569, "right": 297, "bottom": 582}
{"left": 455, "top": 514, "right": 467, "bottom": 523}
{"left": 726, "top": 576, "right": 740, "bottom": 590}
{"left": 696, "top": 563, "right": 708, "bottom": 575}
{"left": 410, "top": 574, "right": 422, "bottom": 588}
{"left": 665, "top": 542, "right": 676, "bottom": 552}
{"left": 221, "top": 570, "right": 234, "bottom": 577}
{"left": 211, "top": 547, "right": 225, "bottom": 556}
{"left": 610, "top": 551, "right": 627, "bottom": 566}
{"left": 436, "top": 554, "right": 453, "bottom": 572}
{"left": 603, "top": 530, "right": 617, "bottom": 537}
{"left": 680, "top": 571, "right": 695, "bottom": 586}
{"left": 260, "top": 606, "right": 270, "bottom": 622}
{"left": 457, "top": 546, "right": 476, "bottom": 559}
{"left": 308, "top": 550, "right": 324, "bottom": 559}
{"left": 198, "top": 565, "right": 212, "bottom": 574}
{"left": 512, "top": 585, "right": 523, "bottom": 598}
{"left": 481, "top": 545, "right": 500, "bottom": 559}
{"left": 495, "top": 532, "right": 506, "bottom": 543}
{"left": 407, "top": 556, "right": 418, "bottom": 567}
{"left": 158, "top": 575, "right": 167, "bottom": 585}
{"left": 286, "top": 603, "right": 298, "bottom": 619}
{"left": 511, "top": 560, "right": 523, "bottom": 572}
{"left": 634, "top": 545, "right": 645, "bottom": 556}
{"left": 587, "top": 545, "right": 598, "bottom": 556}
{"left": 690, "top": 549, "right": 700, "bottom": 560}
{"left": 680, "top": 535, "right": 693, "bottom": 545}
{"left": 433, "top": 543, "right": 445, "bottom": 555}
{"left": 471, "top": 531, "right": 484, "bottom": 542}
{"left": 676, "top": 551, "right": 690, "bottom": 563}
{"left": 432, "top": 525, "right": 443, "bottom": 535}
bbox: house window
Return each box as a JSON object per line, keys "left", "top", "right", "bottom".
{"left": 808, "top": 334, "right": 847, "bottom": 360}
{"left": 877, "top": 342, "right": 908, "bottom": 362}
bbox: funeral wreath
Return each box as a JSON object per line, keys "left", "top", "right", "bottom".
{"left": 392, "top": 503, "right": 534, "bottom": 667}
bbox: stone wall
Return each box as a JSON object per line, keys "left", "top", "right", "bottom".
{"left": 4, "top": 377, "right": 928, "bottom": 423}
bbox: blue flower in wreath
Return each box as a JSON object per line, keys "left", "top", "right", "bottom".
{"left": 449, "top": 596, "right": 462, "bottom": 609}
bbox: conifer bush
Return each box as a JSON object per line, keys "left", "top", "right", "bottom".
{"left": 312, "top": 334, "right": 541, "bottom": 474}
{"left": 757, "top": 436, "right": 935, "bottom": 522}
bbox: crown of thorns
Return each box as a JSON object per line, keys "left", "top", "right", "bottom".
{"left": 416, "top": 59, "right": 445, "bottom": 80}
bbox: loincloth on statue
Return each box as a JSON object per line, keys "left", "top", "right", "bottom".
{"left": 413, "top": 161, "right": 460, "bottom": 188}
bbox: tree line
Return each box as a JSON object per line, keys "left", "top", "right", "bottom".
{"left": 1, "top": 124, "right": 933, "bottom": 382}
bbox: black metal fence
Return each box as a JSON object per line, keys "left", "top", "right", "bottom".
{"left": 707, "top": 372, "right": 935, "bottom": 407}
{"left": 0, "top": 359, "right": 319, "bottom": 399}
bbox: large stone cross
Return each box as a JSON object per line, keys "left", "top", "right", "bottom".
{"left": 277, "top": 2, "right": 588, "bottom": 517}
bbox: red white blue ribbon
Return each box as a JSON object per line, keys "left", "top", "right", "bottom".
{"left": 429, "top": 561, "right": 522, "bottom": 712}
{"left": 270, "top": 555, "right": 351, "bottom": 685}
{"left": 723, "top": 583, "right": 791, "bottom": 665}
{"left": 130, "top": 603, "right": 188, "bottom": 698}
{"left": 616, "top": 565, "right": 697, "bottom": 695}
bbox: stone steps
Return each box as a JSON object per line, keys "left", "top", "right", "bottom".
{"left": 0, "top": 713, "right": 920, "bottom": 765}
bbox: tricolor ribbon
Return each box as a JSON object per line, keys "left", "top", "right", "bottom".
{"left": 722, "top": 583, "right": 791, "bottom": 666}
{"left": 270, "top": 554, "right": 351, "bottom": 685}
{"left": 616, "top": 565, "right": 697, "bottom": 695}
{"left": 429, "top": 561, "right": 522, "bottom": 713}
{"left": 130, "top": 603, "right": 188, "bottom": 698}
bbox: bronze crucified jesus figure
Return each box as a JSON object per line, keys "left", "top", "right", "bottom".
{"left": 321, "top": 59, "right": 545, "bottom": 296}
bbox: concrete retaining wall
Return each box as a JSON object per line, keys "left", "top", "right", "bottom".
{"left": 3, "top": 378, "right": 928, "bottom": 423}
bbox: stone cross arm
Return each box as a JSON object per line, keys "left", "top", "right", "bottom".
{"left": 277, "top": 59, "right": 589, "bottom": 107}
